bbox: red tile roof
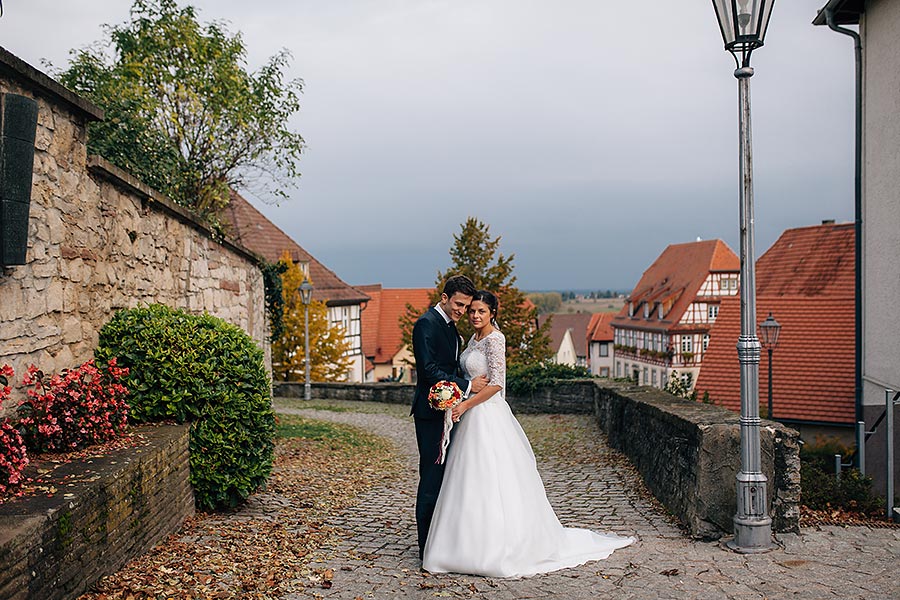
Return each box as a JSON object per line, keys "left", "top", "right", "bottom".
{"left": 539, "top": 312, "right": 594, "bottom": 358}
{"left": 694, "top": 295, "right": 854, "bottom": 424}
{"left": 587, "top": 312, "right": 615, "bottom": 344}
{"left": 358, "top": 285, "right": 433, "bottom": 364}
{"left": 756, "top": 222, "right": 854, "bottom": 297}
{"left": 694, "top": 223, "right": 856, "bottom": 425}
{"left": 612, "top": 239, "right": 739, "bottom": 333}
{"left": 221, "top": 192, "right": 369, "bottom": 306}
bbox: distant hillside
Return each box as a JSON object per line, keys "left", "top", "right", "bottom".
{"left": 527, "top": 290, "right": 625, "bottom": 315}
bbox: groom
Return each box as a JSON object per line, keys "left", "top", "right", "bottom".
{"left": 411, "top": 274, "right": 487, "bottom": 559}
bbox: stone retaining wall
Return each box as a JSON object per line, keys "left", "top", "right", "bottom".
{"left": 0, "top": 424, "right": 193, "bottom": 600}
{"left": 594, "top": 380, "right": 800, "bottom": 538}
{"left": 0, "top": 48, "right": 268, "bottom": 418}
{"left": 274, "top": 381, "right": 598, "bottom": 414}
{"left": 275, "top": 379, "right": 801, "bottom": 537}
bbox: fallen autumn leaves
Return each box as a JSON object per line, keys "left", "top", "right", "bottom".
{"left": 78, "top": 415, "right": 400, "bottom": 600}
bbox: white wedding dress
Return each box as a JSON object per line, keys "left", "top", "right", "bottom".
{"left": 422, "top": 330, "right": 634, "bottom": 578}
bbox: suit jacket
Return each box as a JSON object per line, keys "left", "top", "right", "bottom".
{"left": 411, "top": 307, "right": 469, "bottom": 420}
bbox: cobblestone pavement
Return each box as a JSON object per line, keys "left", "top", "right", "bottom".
{"left": 275, "top": 403, "right": 900, "bottom": 600}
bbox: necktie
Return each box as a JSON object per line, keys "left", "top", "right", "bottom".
{"left": 449, "top": 321, "right": 459, "bottom": 357}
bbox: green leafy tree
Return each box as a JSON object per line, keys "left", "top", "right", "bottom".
{"left": 272, "top": 252, "right": 351, "bottom": 382}
{"left": 401, "top": 218, "right": 552, "bottom": 367}
{"left": 58, "top": 0, "right": 304, "bottom": 220}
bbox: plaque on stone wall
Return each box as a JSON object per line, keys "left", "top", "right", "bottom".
{"left": 0, "top": 93, "right": 38, "bottom": 266}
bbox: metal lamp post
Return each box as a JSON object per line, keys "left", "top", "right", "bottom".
{"left": 758, "top": 313, "right": 782, "bottom": 420}
{"left": 299, "top": 278, "right": 314, "bottom": 401}
{"left": 711, "top": 0, "right": 776, "bottom": 553}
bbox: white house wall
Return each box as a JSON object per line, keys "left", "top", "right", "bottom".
{"left": 327, "top": 304, "right": 365, "bottom": 382}
{"left": 859, "top": 0, "right": 900, "bottom": 496}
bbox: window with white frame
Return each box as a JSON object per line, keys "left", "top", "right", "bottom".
{"left": 681, "top": 335, "right": 693, "bottom": 353}
{"left": 708, "top": 304, "right": 719, "bottom": 320}
{"left": 703, "top": 333, "right": 710, "bottom": 352}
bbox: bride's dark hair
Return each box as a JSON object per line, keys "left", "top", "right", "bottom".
{"left": 472, "top": 290, "right": 500, "bottom": 330}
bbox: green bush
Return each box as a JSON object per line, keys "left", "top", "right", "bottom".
{"left": 96, "top": 304, "right": 274, "bottom": 511}
{"left": 799, "top": 437, "right": 882, "bottom": 513}
{"left": 507, "top": 362, "right": 592, "bottom": 396}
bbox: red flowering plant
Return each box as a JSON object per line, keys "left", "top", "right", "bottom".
{"left": 18, "top": 359, "right": 130, "bottom": 454}
{"left": 0, "top": 365, "right": 29, "bottom": 497}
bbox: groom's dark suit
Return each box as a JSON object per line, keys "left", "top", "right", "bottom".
{"left": 411, "top": 306, "right": 469, "bottom": 557}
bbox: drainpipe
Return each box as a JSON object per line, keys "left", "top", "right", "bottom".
{"left": 825, "top": 8, "right": 863, "bottom": 462}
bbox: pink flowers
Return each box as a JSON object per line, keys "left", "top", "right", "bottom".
{"left": 1, "top": 359, "right": 131, "bottom": 500}
{"left": 18, "top": 359, "right": 130, "bottom": 453}
{"left": 0, "top": 365, "right": 28, "bottom": 497}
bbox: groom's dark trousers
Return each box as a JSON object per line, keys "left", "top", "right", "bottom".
{"left": 411, "top": 307, "right": 469, "bottom": 559}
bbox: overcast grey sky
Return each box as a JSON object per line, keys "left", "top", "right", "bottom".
{"left": 2, "top": 1, "right": 854, "bottom": 291}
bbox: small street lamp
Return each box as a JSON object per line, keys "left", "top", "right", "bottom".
{"left": 299, "top": 277, "right": 314, "bottom": 401}
{"left": 711, "top": 0, "right": 776, "bottom": 553}
{"left": 758, "top": 313, "right": 782, "bottom": 420}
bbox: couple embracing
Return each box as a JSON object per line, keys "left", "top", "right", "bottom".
{"left": 411, "top": 274, "right": 633, "bottom": 578}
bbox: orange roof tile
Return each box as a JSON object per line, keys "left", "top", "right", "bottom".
{"left": 358, "top": 285, "right": 433, "bottom": 364}
{"left": 612, "top": 239, "right": 739, "bottom": 333}
{"left": 756, "top": 222, "right": 854, "bottom": 298}
{"left": 587, "top": 312, "right": 615, "bottom": 343}
{"left": 694, "top": 295, "right": 854, "bottom": 424}
{"left": 221, "top": 192, "right": 369, "bottom": 306}
{"left": 695, "top": 223, "right": 856, "bottom": 425}
{"left": 539, "top": 312, "right": 594, "bottom": 358}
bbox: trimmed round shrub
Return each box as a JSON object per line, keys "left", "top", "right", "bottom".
{"left": 96, "top": 304, "right": 274, "bottom": 511}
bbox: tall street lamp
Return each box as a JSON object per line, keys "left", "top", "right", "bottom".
{"left": 711, "top": 0, "right": 776, "bottom": 553}
{"left": 299, "top": 278, "right": 314, "bottom": 401}
{"left": 758, "top": 313, "right": 782, "bottom": 421}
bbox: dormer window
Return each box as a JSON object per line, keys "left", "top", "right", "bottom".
{"left": 629, "top": 302, "right": 634, "bottom": 317}
{"left": 643, "top": 303, "right": 649, "bottom": 318}
{"left": 658, "top": 303, "right": 664, "bottom": 319}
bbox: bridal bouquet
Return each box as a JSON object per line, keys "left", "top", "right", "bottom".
{"left": 428, "top": 380, "right": 463, "bottom": 464}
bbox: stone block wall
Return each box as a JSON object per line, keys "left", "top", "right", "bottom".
{"left": 595, "top": 380, "right": 800, "bottom": 537}
{"left": 0, "top": 48, "right": 268, "bottom": 418}
{"left": 0, "top": 424, "right": 193, "bottom": 600}
{"left": 275, "top": 379, "right": 801, "bottom": 537}
{"left": 276, "top": 381, "right": 416, "bottom": 404}
{"left": 274, "top": 381, "right": 598, "bottom": 414}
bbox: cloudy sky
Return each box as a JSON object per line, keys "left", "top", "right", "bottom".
{"left": 2, "top": 1, "right": 855, "bottom": 291}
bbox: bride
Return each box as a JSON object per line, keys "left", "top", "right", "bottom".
{"left": 422, "top": 290, "right": 634, "bottom": 578}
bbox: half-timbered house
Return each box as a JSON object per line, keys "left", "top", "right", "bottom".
{"left": 612, "top": 239, "right": 740, "bottom": 390}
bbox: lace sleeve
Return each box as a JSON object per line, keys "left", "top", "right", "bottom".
{"left": 484, "top": 332, "right": 507, "bottom": 391}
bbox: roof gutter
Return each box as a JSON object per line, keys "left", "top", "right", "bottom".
{"left": 816, "top": 2, "right": 863, "bottom": 453}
